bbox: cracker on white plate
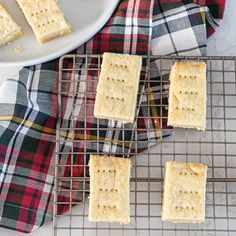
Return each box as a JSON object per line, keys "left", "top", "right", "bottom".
{"left": 16, "top": 0, "right": 71, "bottom": 43}
{"left": 94, "top": 52, "right": 142, "bottom": 123}
{"left": 0, "top": 4, "right": 22, "bottom": 46}
{"left": 162, "top": 161, "right": 208, "bottom": 223}
{"left": 89, "top": 155, "right": 131, "bottom": 223}
{"left": 167, "top": 62, "right": 207, "bottom": 130}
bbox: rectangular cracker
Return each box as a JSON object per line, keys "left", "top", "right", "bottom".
{"left": 0, "top": 4, "right": 22, "bottom": 46}
{"left": 162, "top": 161, "right": 208, "bottom": 223}
{"left": 167, "top": 62, "right": 207, "bottom": 130}
{"left": 89, "top": 155, "right": 131, "bottom": 223}
{"left": 16, "top": 0, "right": 71, "bottom": 43}
{"left": 94, "top": 53, "right": 142, "bottom": 123}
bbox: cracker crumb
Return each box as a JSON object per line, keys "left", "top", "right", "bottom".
{"left": 4, "top": 45, "right": 23, "bottom": 53}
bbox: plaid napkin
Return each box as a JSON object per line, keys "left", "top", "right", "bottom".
{"left": 0, "top": 0, "right": 225, "bottom": 233}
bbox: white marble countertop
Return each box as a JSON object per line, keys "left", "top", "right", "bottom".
{"left": 207, "top": 0, "right": 236, "bottom": 56}
{"left": 0, "top": 0, "right": 236, "bottom": 235}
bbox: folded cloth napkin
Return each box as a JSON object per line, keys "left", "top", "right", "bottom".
{"left": 0, "top": 0, "right": 225, "bottom": 233}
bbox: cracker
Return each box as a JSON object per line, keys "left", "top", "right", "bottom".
{"left": 0, "top": 4, "right": 22, "bottom": 46}
{"left": 16, "top": 0, "right": 71, "bottom": 43}
{"left": 167, "top": 62, "right": 207, "bottom": 130}
{"left": 89, "top": 155, "right": 131, "bottom": 223}
{"left": 162, "top": 161, "right": 208, "bottom": 223}
{"left": 94, "top": 53, "right": 142, "bottom": 123}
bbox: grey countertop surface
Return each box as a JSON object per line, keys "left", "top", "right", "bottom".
{"left": 207, "top": 0, "right": 236, "bottom": 56}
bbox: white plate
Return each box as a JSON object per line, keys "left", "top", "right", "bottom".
{"left": 0, "top": 0, "right": 119, "bottom": 67}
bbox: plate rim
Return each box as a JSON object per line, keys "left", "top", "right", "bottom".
{"left": 0, "top": 0, "right": 119, "bottom": 67}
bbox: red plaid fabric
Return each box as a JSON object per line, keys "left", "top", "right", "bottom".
{"left": 0, "top": 0, "right": 226, "bottom": 233}
{"left": 195, "top": 0, "right": 226, "bottom": 36}
{"left": 0, "top": 1, "right": 154, "bottom": 233}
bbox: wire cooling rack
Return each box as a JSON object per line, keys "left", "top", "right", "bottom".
{"left": 53, "top": 55, "right": 236, "bottom": 236}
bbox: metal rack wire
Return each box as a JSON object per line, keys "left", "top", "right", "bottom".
{"left": 53, "top": 55, "right": 236, "bottom": 236}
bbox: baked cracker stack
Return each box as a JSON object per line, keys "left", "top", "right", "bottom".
{"left": 94, "top": 52, "right": 142, "bottom": 123}
{"left": 0, "top": 4, "right": 22, "bottom": 46}
{"left": 16, "top": 0, "right": 71, "bottom": 43}
{"left": 162, "top": 161, "right": 207, "bottom": 223}
{"left": 168, "top": 62, "right": 207, "bottom": 130}
{"left": 89, "top": 155, "right": 131, "bottom": 223}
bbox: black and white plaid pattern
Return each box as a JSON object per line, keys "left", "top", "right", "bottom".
{"left": 151, "top": 2, "right": 207, "bottom": 56}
